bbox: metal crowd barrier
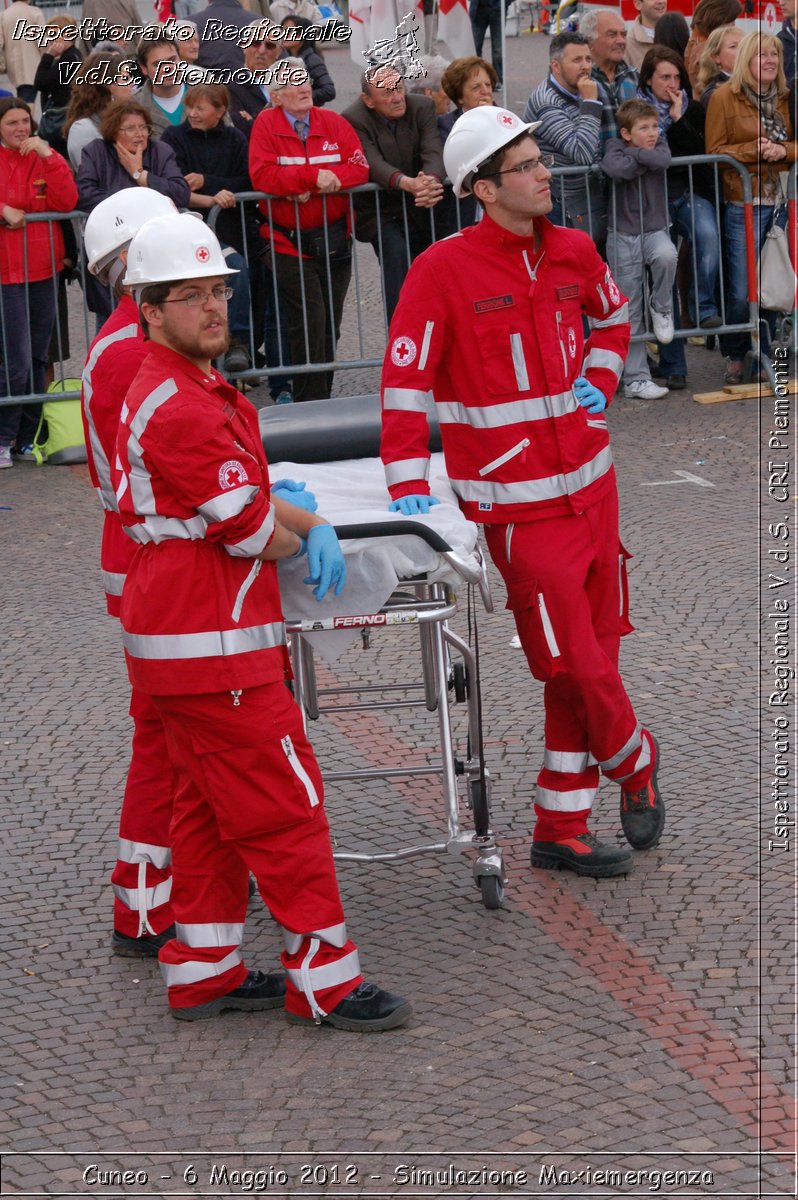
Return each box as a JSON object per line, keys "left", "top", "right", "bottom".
{"left": 0, "top": 157, "right": 771, "bottom": 409}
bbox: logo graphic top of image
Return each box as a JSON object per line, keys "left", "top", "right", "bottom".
{"left": 364, "top": 11, "right": 425, "bottom": 81}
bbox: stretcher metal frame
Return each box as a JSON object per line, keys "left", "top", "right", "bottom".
{"left": 285, "top": 520, "right": 507, "bottom": 910}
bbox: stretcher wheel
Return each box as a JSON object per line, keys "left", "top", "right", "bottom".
{"left": 479, "top": 874, "right": 504, "bottom": 910}
{"left": 452, "top": 662, "right": 468, "bottom": 702}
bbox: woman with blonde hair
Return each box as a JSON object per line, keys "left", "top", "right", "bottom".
{"left": 696, "top": 23, "right": 742, "bottom": 104}
{"left": 706, "top": 31, "right": 795, "bottom": 382}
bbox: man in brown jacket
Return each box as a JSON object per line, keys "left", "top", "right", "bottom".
{"left": 341, "top": 65, "right": 446, "bottom": 321}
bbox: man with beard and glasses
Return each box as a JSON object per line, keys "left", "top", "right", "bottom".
{"left": 112, "top": 211, "right": 412, "bottom": 1031}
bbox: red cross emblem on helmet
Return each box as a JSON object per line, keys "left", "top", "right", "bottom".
{"left": 499, "top": 113, "right": 515, "bottom": 127}
{"left": 196, "top": 245, "right": 211, "bottom": 263}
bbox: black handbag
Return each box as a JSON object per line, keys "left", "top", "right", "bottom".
{"left": 272, "top": 217, "right": 351, "bottom": 262}
{"left": 38, "top": 103, "right": 69, "bottom": 146}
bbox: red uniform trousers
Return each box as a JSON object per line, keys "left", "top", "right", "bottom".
{"left": 150, "top": 681, "right": 364, "bottom": 1018}
{"left": 111, "top": 685, "right": 174, "bottom": 937}
{"left": 484, "top": 489, "right": 654, "bottom": 842}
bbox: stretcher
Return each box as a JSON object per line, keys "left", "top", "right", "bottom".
{"left": 261, "top": 395, "right": 507, "bottom": 909}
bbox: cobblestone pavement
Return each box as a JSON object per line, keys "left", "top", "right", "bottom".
{"left": 1, "top": 24, "right": 796, "bottom": 1200}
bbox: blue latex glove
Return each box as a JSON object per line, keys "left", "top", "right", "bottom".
{"left": 304, "top": 524, "right": 346, "bottom": 601}
{"left": 572, "top": 376, "right": 607, "bottom": 414}
{"left": 388, "top": 495, "right": 441, "bottom": 516}
{"left": 271, "top": 478, "right": 318, "bottom": 512}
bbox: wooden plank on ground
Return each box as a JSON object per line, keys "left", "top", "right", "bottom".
{"left": 694, "top": 379, "right": 798, "bottom": 404}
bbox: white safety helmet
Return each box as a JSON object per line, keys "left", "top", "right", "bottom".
{"left": 123, "top": 212, "right": 238, "bottom": 294}
{"left": 84, "top": 189, "right": 178, "bottom": 281}
{"left": 443, "top": 106, "right": 542, "bottom": 198}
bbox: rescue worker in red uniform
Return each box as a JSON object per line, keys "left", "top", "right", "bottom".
{"left": 114, "top": 211, "right": 412, "bottom": 1029}
{"left": 82, "top": 191, "right": 320, "bottom": 958}
{"left": 380, "top": 107, "right": 666, "bottom": 878}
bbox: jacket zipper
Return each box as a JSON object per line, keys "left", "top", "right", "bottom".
{"left": 478, "top": 438, "right": 530, "bottom": 477}
{"left": 231, "top": 560, "right": 262, "bottom": 623}
{"left": 282, "top": 734, "right": 320, "bottom": 807}
{"left": 555, "top": 310, "right": 569, "bottom": 376}
{"left": 505, "top": 522, "right": 515, "bottom": 564}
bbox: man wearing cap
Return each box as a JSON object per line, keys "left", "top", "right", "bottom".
{"left": 113, "top": 211, "right": 412, "bottom": 1030}
{"left": 380, "top": 107, "right": 665, "bottom": 878}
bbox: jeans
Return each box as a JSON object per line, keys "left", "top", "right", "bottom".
{"left": 471, "top": 8, "right": 503, "bottom": 80}
{"left": 372, "top": 214, "right": 435, "bottom": 322}
{"left": 606, "top": 229, "right": 677, "bottom": 385}
{"left": 222, "top": 247, "right": 251, "bottom": 343}
{"left": 0, "top": 278, "right": 56, "bottom": 447}
{"left": 669, "top": 192, "right": 720, "bottom": 324}
{"left": 719, "top": 201, "right": 786, "bottom": 361}
{"left": 549, "top": 192, "right": 608, "bottom": 258}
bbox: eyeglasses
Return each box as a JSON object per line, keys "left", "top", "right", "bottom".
{"left": 488, "top": 154, "right": 556, "bottom": 178}
{"left": 161, "top": 285, "right": 233, "bottom": 307}
{"left": 119, "top": 124, "right": 149, "bottom": 134}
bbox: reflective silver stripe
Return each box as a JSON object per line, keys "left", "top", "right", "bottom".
{"left": 224, "top": 509, "right": 275, "bottom": 558}
{"left": 282, "top": 922, "right": 348, "bottom": 955}
{"left": 418, "top": 321, "right": 434, "bottom": 371}
{"left": 198, "top": 485, "right": 259, "bottom": 524}
{"left": 102, "top": 569, "right": 126, "bottom": 596}
{"left": 124, "top": 514, "right": 208, "bottom": 545}
{"left": 614, "top": 737, "right": 652, "bottom": 783}
{"left": 595, "top": 282, "right": 609, "bottom": 314}
{"left": 544, "top": 749, "right": 597, "bottom": 773}
{"left": 232, "top": 560, "right": 262, "bottom": 623}
{"left": 113, "top": 878, "right": 172, "bottom": 910}
{"left": 437, "top": 391, "right": 575, "bottom": 429}
{"left": 122, "top": 620, "right": 286, "bottom": 661}
{"left": 618, "top": 553, "right": 623, "bottom": 616}
{"left": 282, "top": 734, "right": 319, "bottom": 807}
{"left": 599, "top": 722, "right": 642, "bottom": 772}
{"left": 176, "top": 922, "right": 244, "bottom": 948}
{"left": 285, "top": 948, "right": 361, "bottom": 994}
{"left": 510, "top": 332, "right": 530, "bottom": 391}
{"left": 583, "top": 348, "right": 624, "bottom": 379}
{"left": 307, "top": 154, "right": 342, "bottom": 164}
{"left": 127, "top": 379, "right": 180, "bottom": 519}
{"left": 117, "top": 838, "right": 171, "bottom": 870}
{"left": 586, "top": 419, "right": 608, "bottom": 430}
{"left": 505, "top": 522, "right": 514, "bottom": 564}
{"left": 82, "top": 322, "right": 140, "bottom": 512}
{"left": 277, "top": 155, "right": 306, "bottom": 164}
{"left": 592, "top": 302, "right": 629, "bottom": 328}
{"left": 160, "top": 948, "right": 242, "bottom": 988}
{"left": 385, "top": 457, "right": 431, "bottom": 487}
{"left": 536, "top": 786, "right": 596, "bottom": 812}
{"left": 538, "top": 594, "right": 560, "bottom": 658}
{"left": 478, "top": 438, "right": 530, "bottom": 478}
{"left": 383, "top": 387, "right": 431, "bottom": 413}
{"left": 452, "top": 446, "right": 612, "bottom": 506}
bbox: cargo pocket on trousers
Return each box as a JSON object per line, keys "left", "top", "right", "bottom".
{"left": 505, "top": 579, "right": 563, "bottom": 681}
{"left": 618, "top": 543, "right": 635, "bottom": 636}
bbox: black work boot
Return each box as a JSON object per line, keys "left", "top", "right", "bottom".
{"left": 620, "top": 734, "right": 665, "bottom": 850}
{"left": 285, "top": 982, "right": 413, "bottom": 1032}
{"left": 530, "top": 833, "right": 633, "bottom": 878}
{"left": 170, "top": 969, "right": 286, "bottom": 1022}
{"left": 111, "top": 924, "right": 176, "bottom": 958}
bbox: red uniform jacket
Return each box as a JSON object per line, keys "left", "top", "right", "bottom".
{"left": 81, "top": 294, "right": 148, "bottom": 617}
{"left": 248, "top": 105, "right": 369, "bottom": 258}
{"left": 0, "top": 145, "right": 77, "bottom": 283}
{"left": 115, "top": 343, "right": 290, "bottom": 695}
{"left": 380, "top": 214, "right": 631, "bottom": 525}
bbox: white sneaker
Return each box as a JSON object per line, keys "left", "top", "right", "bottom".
{"left": 0, "top": 445, "right": 12, "bottom": 468}
{"left": 650, "top": 308, "right": 674, "bottom": 344}
{"left": 624, "top": 379, "right": 669, "bottom": 400}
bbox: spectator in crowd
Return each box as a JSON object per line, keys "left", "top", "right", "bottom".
{"left": 161, "top": 83, "right": 258, "bottom": 374}
{"left": 239, "top": 0, "right": 272, "bottom": 14}
{"left": 137, "top": 34, "right": 189, "bottom": 137}
{"left": 174, "top": 0, "right": 207, "bottom": 15}
{"left": 33, "top": 16, "right": 83, "bottom": 159}
{"left": 281, "top": 18, "right": 336, "bottom": 107}
{"left": 683, "top": 0, "right": 741, "bottom": 92}
{"left": 270, "top": 0, "right": 323, "bottom": 24}
{"left": 581, "top": 8, "right": 639, "bottom": 115}
{"left": 342, "top": 65, "right": 445, "bottom": 321}
{"left": 601, "top": 98, "right": 675, "bottom": 400}
{"left": 64, "top": 51, "right": 137, "bottom": 170}
{"left": 625, "top": 0, "right": 667, "bottom": 70}
{"left": 249, "top": 59, "right": 369, "bottom": 401}
{"left": 228, "top": 24, "right": 281, "bottom": 136}
{"left": 81, "top": 0, "right": 142, "bottom": 47}
{"left": 696, "top": 23, "right": 742, "bottom": 105}
{"left": 172, "top": 19, "right": 208, "bottom": 76}
{"left": 706, "top": 31, "right": 795, "bottom": 383}
{"left": 406, "top": 54, "right": 452, "bottom": 115}
{"left": 524, "top": 32, "right": 613, "bottom": 252}
{"left": 77, "top": 100, "right": 191, "bottom": 213}
{"left": 653, "top": 12, "right": 690, "bottom": 63}
{"left": 194, "top": 0, "right": 254, "bottom": 70}
{"left": 777, "top": 0, "right": 797, "bottom": 131}
{"left": 438, "top": 55, "right": 496, "bottom": 143}
{"left": 0, "top": 98, "right": 78, "bottom": 468}
{"left": 469, "top": 0, "right": 505, "bottom": 89}
{"left": 0, "top": 0, "right": 46, "bottom": 106}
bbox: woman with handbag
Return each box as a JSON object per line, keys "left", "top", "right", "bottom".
{"left": 0, "top": 98, "right": 78, "bottom": 468}
{"left": 33, "top": 16, "right": 82, "bottom": 159}
{"left": 705, "top": 30, "right": 796, "bottom": 383}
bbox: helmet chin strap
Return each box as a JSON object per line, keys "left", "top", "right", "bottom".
{"left": 107, "top": 257, "right": 126, "bottom": 290}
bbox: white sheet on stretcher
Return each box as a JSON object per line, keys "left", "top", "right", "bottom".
{"left": 271, "top": 453, "right": 482, "bottom": 663}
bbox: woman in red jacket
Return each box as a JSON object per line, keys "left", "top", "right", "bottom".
{"left": 0, "top": 98, "right": 78, "bottom": 467}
